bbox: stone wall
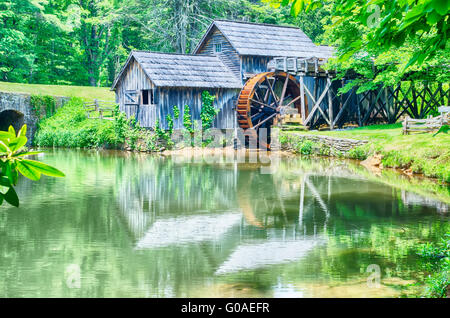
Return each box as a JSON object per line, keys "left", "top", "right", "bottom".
{"left": 281, "top": 132, "right": 368, "bottom": 154}
{"left": 0, "top": 91, "right": 69, "bottom": 144}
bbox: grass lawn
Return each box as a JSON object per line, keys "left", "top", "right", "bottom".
{"left": 0, "top": 81, "right": 115, "bottom": 101}
{"left": 284, "top": 123, "right": 450, "bottom": 182}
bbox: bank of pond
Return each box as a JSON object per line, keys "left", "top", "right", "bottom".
{"left": 33, "top": 98, "right": 450, "bottom": 184}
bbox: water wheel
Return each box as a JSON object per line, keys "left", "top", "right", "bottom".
{"left": 237, "top": 72, "right": 307, "bottom": 148}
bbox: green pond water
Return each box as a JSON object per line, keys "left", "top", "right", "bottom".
{"left": 0, "top": 149, "right": 448, "bottom": 297}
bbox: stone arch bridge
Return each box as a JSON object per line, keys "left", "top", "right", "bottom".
{"left": 0, "top": 92, "right": 68, "bottom": 143}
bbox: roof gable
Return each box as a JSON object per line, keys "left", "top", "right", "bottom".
{"left": 112, "top": 51, "right": 242, "bottom": 90}
{"left": 194, "top": 20, "right": 334, "bottom": 59}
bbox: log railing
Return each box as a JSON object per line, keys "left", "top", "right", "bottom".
{"left": 402, "top": 107, "right": 449, "bottom": 135}
{"left": 83, "top": 99, "right": 117, "bottom": 120}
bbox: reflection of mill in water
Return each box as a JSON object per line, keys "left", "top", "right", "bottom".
{"left": 114, "top": 157, "right": 369, "bottom": 275}
{"left": 114, "top": 157, "right": 444, "bottom": 276}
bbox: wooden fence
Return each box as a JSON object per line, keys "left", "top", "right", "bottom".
{"left": 83, "top": 99, "right": 117, "bottom": 120}
{"left": 402, "top": 106, "right": 449, "bottom": 134}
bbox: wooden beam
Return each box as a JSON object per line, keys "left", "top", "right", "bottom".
{"left": 299, "top": 76, "right": 306, "bottom": 123}
{"left": 332, "top": 87, "right": 355, "bottom": 127}
{"left": 304, "top": 81, "right": 330, "bottom": 126}
{"left": 279, "top": 75, "right": 290, "bottom": 108}
{"left": 327, "top": 77, "right": 334, "bottom": 130}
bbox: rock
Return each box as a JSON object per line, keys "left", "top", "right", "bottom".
{"left": 361, "top": 154, "right": 382, "bottom": 167}
{"left": 403, "top": 168, "right": 413, "bottom": 176}
{"left": 361, "top": 154, "right": 383, "bottom": 175}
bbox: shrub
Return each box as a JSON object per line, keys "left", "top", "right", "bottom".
{"left": 200, "top": 91, "right": 219, "bottom": 131}
{"left": 417, "top": 233, "right": 449, "bottom": 298}
{"left": 295, "top": 140, "right": 314, "bottom": 155}
{"left": 34, "top": 97, "right": 123, "bottom": 149}
{"left": 347, "top": 145, "right": 369, "bottom": 160}
{"left": 183, "top": 105, "right": 193, "bottom": 133}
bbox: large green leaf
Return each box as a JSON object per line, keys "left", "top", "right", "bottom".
{"left": 431, "top": 0, "right": 450, "bottom": 16}
{"left": 0, "top": 141, "right": 9, "bottom": 153}
{"left": 3, "top": 186, "right": 19, "bottom": 207}
{"left": 9, "top": 136, "right": 27, "bottom": 152}
{"left": 17, "top": 124, "right": 27, "bottom": 138}
{"left": 8, "top": 125, "right": 15, "bottom": 137}
{"left": 16, "top": 161, "right": 41, "bottom": 181}
{"left": 0, "top": 176, "right": 9, "bottom": 194}
{"left": 290, "top": 0, "right": 304, "bottom": 16}
{"left": 0, "top": 131, "right": 15, "bottom": 140}
{"left": 13, "top": 151, "right": 44, "bottom": 158}
{"left": 5, "top": 162, "right": 18, "bottom": 185}
{"left": 20, "top": 159, "right": 65, "bottom": 177}
{"left": 0, "top": 175, "right": 11, "bottom": 194}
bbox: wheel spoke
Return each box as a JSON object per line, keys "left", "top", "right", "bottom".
{"left": 265, "top": 76, "right": 279, "bottom": 107}
{"left": 252, "top": 112, "right": 277, "bottom": 130}
{"left": 250, "top": 99, "right": 277, "bottom": 111}
{"left": 279, "top": 75, "right": 290, "bottom": 107}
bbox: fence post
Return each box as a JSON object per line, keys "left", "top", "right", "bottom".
{"left": 403, "top": 116, "right": 408, "bottom": 135}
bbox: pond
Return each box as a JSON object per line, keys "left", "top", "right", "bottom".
{"left": 0, "top": 149, "right": 448, "bottom": 297}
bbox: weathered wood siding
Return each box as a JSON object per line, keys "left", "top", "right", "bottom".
{"left": 241, "top": 56, "right": 272, "bottom": 78}
{"left": 157, "top": 87, "right": 240, "bottom": 130}
{"left": 114, "top": 58, "right": 157, "bottom": 127}
{"left": 196, "top": 27, "right": 241, "bottom": 80}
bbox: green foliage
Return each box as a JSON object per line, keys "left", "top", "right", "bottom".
{"left": 347, "top": 145, "right": 369, "bottom": 160}
{"left": 0, "top": 0, "right": 333, "bottom": 87}
{"left": 154, "top": 120, "right": 164, "bottom": 139}
{"left": 143, "top": 131, "right": 159, "bottom": 151}
{"left": 298, "top": 139, "right": 314, "bottom": 155}
{"left": 200, "top": 91, "right": 219, "bottom": 131}
{"left": 35, "top": 97, "right": 123, "bottom": 148}
{"left": 34, "top": 97, "right": 168, "bottom": 151}
{"left": 173, "top": 105, "right": 180, "bottom": 119}
{"left": 154, "top": 115, "right": 174, "bottom": 149}
{"left": 0, "top": 124, "right": 65, "bottom": 207}
{"left": 166, "top": 114, "right": 174, "bottom": 135}
{"left": 113, "top": 105, "right": 128, "bottom": 143}
{"left": 417, "top": 233, "right": 450, "bottom": 298}
{"left": 124, "top": 116, "right": 142, "bottom": 150}
{"left": 282, "top": 123, "right": 450, "bottom": 183}
{"left": 30, "top": 95, "right": 57, "bottom": 119}
{"left": 433, "top": 125, "right": 450, "bottom": 137}
{"left": 183, "top": 105, "right": 194, "bottom": 134}
{"left": 270, "top": 0, "right": 449, "bottom": 94}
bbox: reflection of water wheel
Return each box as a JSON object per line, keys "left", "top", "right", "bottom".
{"left": 237, "top": 72, "right": 307, "bottom": 148}
{"left": 237, "top": 169, "right": 294, "bottom": 228}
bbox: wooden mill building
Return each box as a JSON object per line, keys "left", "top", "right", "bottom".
{"left": 112, "top": 20, "right": 333, "bottom": 129}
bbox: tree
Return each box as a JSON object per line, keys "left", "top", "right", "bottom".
{"left": 120, "top": 0, "right": 248, "bottom": 54}
{"left": 77, "top": 0, "right": 123, "bottom": 86}
{"left": 268, "top": 0, "right": 449, "bottom": 68}
{"left": 267, "top": 0, "right": 449, "bottom": 92}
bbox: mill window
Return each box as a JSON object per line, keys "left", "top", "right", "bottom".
{"left": 142, "top": 89, "right": 154, "bottom": 105}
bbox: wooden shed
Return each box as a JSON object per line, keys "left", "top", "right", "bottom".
{"left": 112, "top": 51, "right": 242, "bottom": 129}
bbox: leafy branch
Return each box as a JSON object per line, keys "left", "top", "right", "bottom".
{"left": 0, "top": 124, "right": 65, "bottom": 207}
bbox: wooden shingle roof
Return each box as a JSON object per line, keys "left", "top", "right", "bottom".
{"left": 112, "top": 51, "right": 242, "bottom": 89}
{"left": 194, "top": 20, "right": 334, "bottom": 59}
